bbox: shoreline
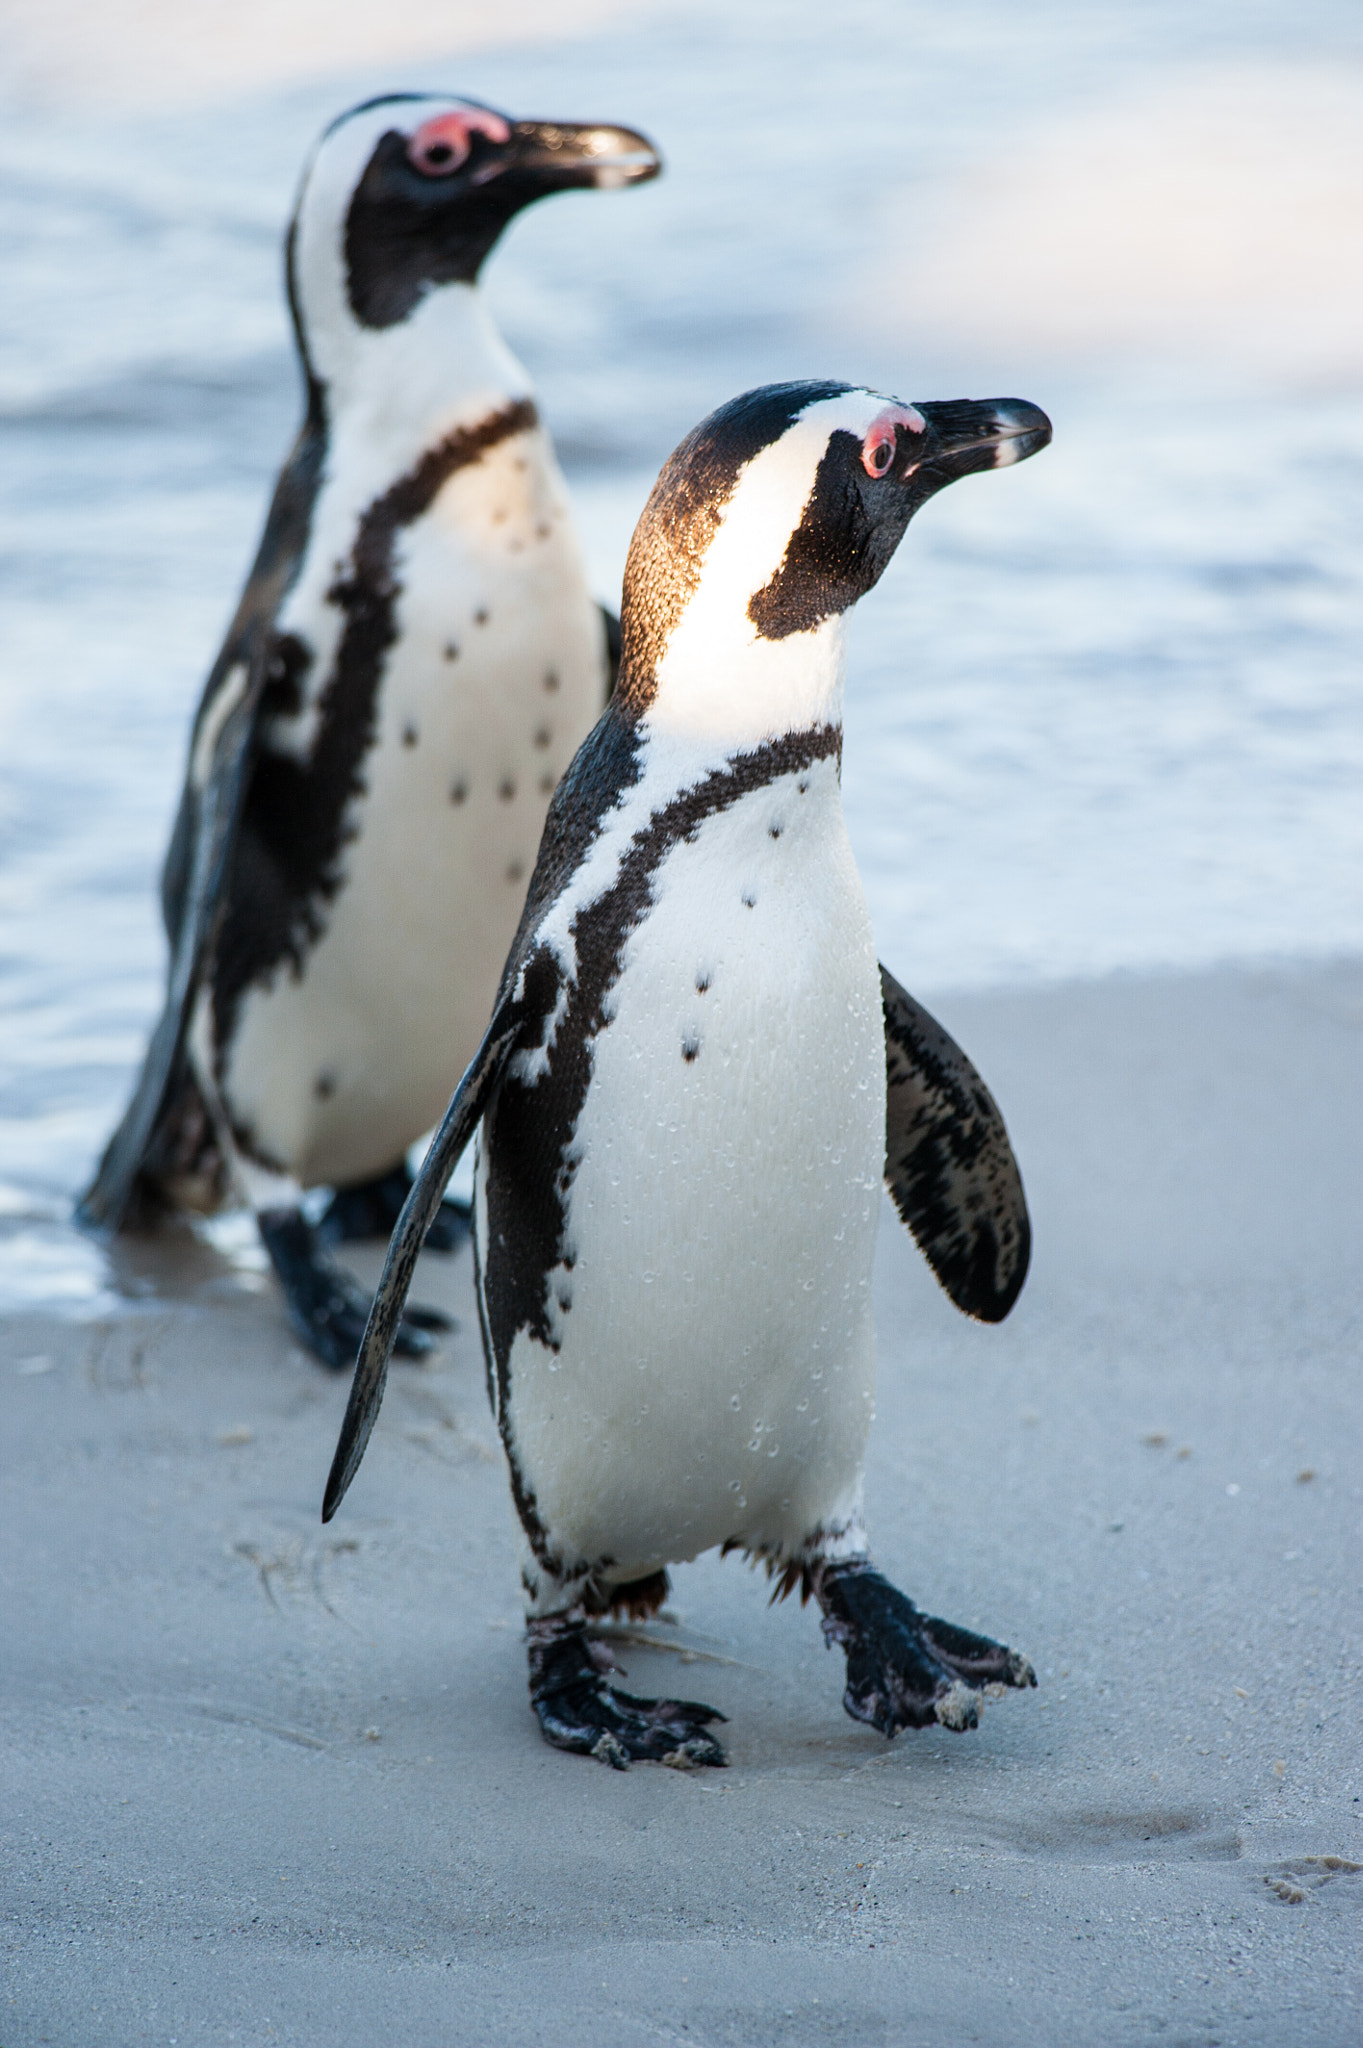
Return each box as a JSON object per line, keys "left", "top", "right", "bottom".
{"left": 3, "top": 955, "right": 1360, "bottom": 2046}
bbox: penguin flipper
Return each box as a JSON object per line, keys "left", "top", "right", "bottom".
{"left": 78, "top": 418, "right": 326, "bottom": 1232}
{"left": 322, "top": 996, "right": 527, "bottom": 1521}
{"left": 75, "top": 658, "right": 268, "bottom": 1230}
{"left": 880, "top": 963, "right": 1031, "bottom": 1322}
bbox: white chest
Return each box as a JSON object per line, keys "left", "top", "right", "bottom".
{"left": 481, "top": 754, "right": 886, "bottom": 1585}
{"left": 219, "top": 426, "right": 607, "bottom": 1187}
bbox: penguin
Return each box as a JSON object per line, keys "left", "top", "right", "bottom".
{"left": 324, "top": 379, "right": 1051, "bottom": 1766}
{"left": 78, "top": 94, "right": 661, "bottom": 1368}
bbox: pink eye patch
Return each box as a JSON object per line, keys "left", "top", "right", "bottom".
{"left": 407, "top": 107, "right": 512, "bottom": 177}
{"left": 860, "top": 403, "right": 927, "bottom": 478}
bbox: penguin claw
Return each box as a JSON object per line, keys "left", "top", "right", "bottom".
{"left": 257, "top": 1206, "right": 450, "bottom": 1372}
{"left": 815, "top": 1562, "right": 1035, "bottom": 1740}
{"left": 536, "top": 1681, "right": 728, "bottom": 1769}
{"left": 528, "top": 1621, "right": 727, "bottom": 1769}
{"left": 316, "top": 1166, "right": 471, "bottom": 1252}
{"left": 917, "top": 1611, "right": 1037, "bottom": 1694}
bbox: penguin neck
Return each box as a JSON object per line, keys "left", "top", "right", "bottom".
{"left": 635, "top": 609, "right": 848, "bottom": 761}
{"left": 310, "top": 282, "right": 533, "bottom": 468}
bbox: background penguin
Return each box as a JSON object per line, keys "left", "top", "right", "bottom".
{"left": 325, "top": 379, "right": 1051, "bottom": 1766}
{"left": 78, "top": 94, "right": 660, "bottom": 1367}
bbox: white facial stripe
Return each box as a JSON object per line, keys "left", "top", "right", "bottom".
{"left": 291, "top": 97, "right": 528, "bottom": 408}
{"left": 645, "top": 388, "right": 895, "bottom": 748}
{"left": 696, "top": 389, "right": 893, "bottom": 601}
{"left": 285, "top": 99, "right": 535, "bottom": 484}
{"left": 292, "top": 103, "right": 426, "bottom": 347}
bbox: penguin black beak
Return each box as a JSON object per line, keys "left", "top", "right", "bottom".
{"left": 507, "top": 121, "right": 662, "bottom": 192}
{"left": 909, "top": 399, "right": 1052, "bottom": 483}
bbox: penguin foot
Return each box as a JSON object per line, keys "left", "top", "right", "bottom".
{"left": 527, "top": 1619, "right": 727, "bottom": 1770}
{"left": 316, "top": 1165, "right": 472, "bottom": 1253}
{"left": 815, "top": 1561, "right": 1036, "bottom": 1738}
{"left": 258, "top": 1207, "right": 451, "bottom": 1372}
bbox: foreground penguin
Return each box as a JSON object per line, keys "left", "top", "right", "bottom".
{"left": 325, "top": 380, "right": 1050, "bottom": 1764}
{"left": 79, "top": 95, "right": 660, "bottom": 1366}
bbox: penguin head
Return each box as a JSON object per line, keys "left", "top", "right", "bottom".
{"left": 620, "top": 381, "right": 1051, "bottom": 743}
{"left": 288, "top": 94, "right": 659, "bottom": 390}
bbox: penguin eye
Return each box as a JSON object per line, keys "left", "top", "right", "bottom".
{"left": 407, "top": 109, "right": 511, "bottom": 179}
{"left": 861, "top": 427, "right": 897, "bottom": 480}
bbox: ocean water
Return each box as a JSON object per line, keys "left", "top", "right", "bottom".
{"left": 1, "top": 0, "right": 1360, "bottom": 1311}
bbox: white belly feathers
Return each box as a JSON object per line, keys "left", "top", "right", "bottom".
{"left": 219, "top": 427, "right": 606, "bottom": 1187}
{"left": 480, "top": 755, "right": 886, "bottom": 1586}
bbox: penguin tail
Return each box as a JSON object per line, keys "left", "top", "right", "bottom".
{"left": 77, "top": 1065, "right": 227, "bottom": 1232}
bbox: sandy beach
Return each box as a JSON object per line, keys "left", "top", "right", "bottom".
{"left": 3, "top": 956, "right": 1359, "bottom": 2046}
{"left": 2, "top": 2, "right": 1361, "bottom": 2039}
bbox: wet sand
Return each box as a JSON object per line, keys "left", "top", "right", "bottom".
{"left": 2, "top": 958, "right": 1360, "bottom": 2046}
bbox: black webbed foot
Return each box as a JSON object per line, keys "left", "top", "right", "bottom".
{"left": 527, "top": 1620, "right": 727, "bottom": 1770}
{"left": 316, "top": 1164, "right": 472, "bottom": 1253}
{"left": 258, "top": 1208, "right": 451, "bottom": 1372}
{"left": 816, "top": 1561, "right": 1036, "bottom": 1738}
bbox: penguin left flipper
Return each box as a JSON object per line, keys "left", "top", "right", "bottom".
{"left": 323, "top": 986, "right": 532, "bottom": 1517}
{"left": 880, "top": 964, "right": 1031, "bottom": 1323}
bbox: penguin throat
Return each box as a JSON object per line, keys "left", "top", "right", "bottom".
{"left": 304, "top": 276, "right": 531, "bottom": 441}
{"left": 634, "top": 607, "right": 848, "bottom": 752}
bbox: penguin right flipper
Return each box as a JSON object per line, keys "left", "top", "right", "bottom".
{"left": 880, "top": 964, "right": 1031, "bottom": 1323}
{"left": 77, "top": 419, "right": 325, "bottom": 1232}
{"left": 75, "top": 656, "right": 267, "bottom": 1231}
{"left": 322, "top": 985, "right": 534, "bottom": 1519}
